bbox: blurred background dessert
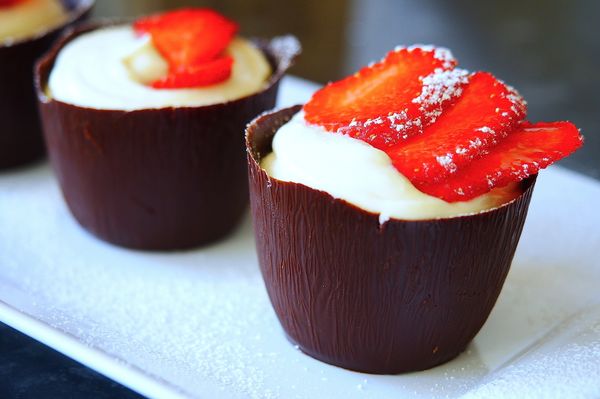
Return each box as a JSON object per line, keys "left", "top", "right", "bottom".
{"left": 36, "top": 10, "right": 299, "bottom": 250}
{"left": 0, "top": 0, "right": 68, "bottom": 43}
{"left": 0, "top": 0, "right": 92, "bottom": 169}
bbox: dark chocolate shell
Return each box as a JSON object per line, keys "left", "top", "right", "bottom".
{"left": 246, "top": 106, "right": 536, "bottom": 374}
{"left": 0, "top": 0, "right": 93, "bottom": 170}
{"left": 35, "top": 22, "right": 300, "bottom": 250}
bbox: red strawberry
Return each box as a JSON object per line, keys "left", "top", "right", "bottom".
{"left": 388, "top": 72, "right": 527, "bottom": 184}
{"left": 151, "top": 56, "right": 234, "bottom": 89}
{"left": 134, "top": 8, "right": 237, "bottom": 66}
{"left": 304, "top": 46, "right": 468, "bottom": 149}
{"left": 134, "top": 8, "right": 238, "bottom": 89}
{"left": 416, "top": 121, "right": 583, "bottom": 202}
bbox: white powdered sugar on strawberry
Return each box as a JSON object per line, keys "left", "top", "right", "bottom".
{"left": 327, "top": 49, "right": 469, "bottom": 149}
{"left": 304, "top": 44, "right": 468, "bottom": 150}
{"left": 435, "top": 154, "right": 458, "bottom": 173}
{"left": 413, "top": 68, "right": 469, "bottom": 124}
{"left": 394, "top": 44, "right": 456, "bottom": 69}
{"left": 336, "top": 67, "right": 468, "bottom": 147}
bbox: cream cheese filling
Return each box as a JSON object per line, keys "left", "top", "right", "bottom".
{"left": 261, "top": 112, "right": 520, "bottom": 222}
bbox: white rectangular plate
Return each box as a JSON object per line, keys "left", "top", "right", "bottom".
{"left": 1, "top": 76, "right": 599, "bottom": 399}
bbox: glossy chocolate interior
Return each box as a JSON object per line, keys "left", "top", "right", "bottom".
{"left": 247, "top": 106, "right": 536, "bottom": 374}
{"left": 0, "top": 0, "right": 93, "bottom": 170}
{"left": 35, "top": 23, "right": 300, "bottom": 250}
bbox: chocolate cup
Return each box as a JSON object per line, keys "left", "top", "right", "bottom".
{"left": 247, "top": 106, "right": 537, "bottom": 374}
{"left": 35, "top": 23, "right": 300, "bottom": 251}
{"left": 0, "top": 0, "right": 93, "bottom": 170}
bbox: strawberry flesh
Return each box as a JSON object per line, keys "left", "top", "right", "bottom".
{"left": 304, "top": 46, "right": 468, "bottom": 150}
{"left": 389, "top": 71, "right": 527, "bottom": 184}
{"left": 416, "top": 121, "right": 583, "bottom": 202}
{"left": 134, "top": 8, "right": 238, "bottom": 89}
{"left": 151, "top": 56, "right": 234, "bottom": 89}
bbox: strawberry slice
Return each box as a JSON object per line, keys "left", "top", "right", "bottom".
{"left": 134, "top": 8, "right": 237, "bottom": 66}
{"left": 389, "top": 72, "right": 527, "bottom": 184}
{"left": 304, "top": 46, "right": 468, "bottom": 149}
{"left": 151, "top": 56, "right": 234, "bottom": 89}
{"left": 134, "top": 8, "right": 238, "bottom": 89}
{"left": 416, "top": 121, "right": 583, "bottom": 202}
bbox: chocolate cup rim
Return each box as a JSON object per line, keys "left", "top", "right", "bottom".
{"left": 246, "top": 105, "right": 537, "bottom": 224}
{"left": 0, "top": 0, "right": 95, "bottom": 48}
{"left": 34, "top": 19, "right": 301, "bottom": 113}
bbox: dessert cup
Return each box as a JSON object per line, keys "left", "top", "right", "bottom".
{"left": 247, "top": 106, "right": 537, "bottom": 374}
{"left": 0, "top": 0, "right": 93, "bottom": 170}
{"left": 36, "top": 22, "right": 300, "bottom": 250}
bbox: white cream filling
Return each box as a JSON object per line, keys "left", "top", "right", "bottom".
{"left": 261, "top": 112, "right": 520, "bottom": 222}
{"left": 0, "top": 0, "right": 68, "bottom": 43}
{"left": 48, "top": 25, "right": 272, "bottom": 110}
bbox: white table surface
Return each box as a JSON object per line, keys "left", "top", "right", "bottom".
{"left": 1, "top": 76, "right": 599, "bottom": 399}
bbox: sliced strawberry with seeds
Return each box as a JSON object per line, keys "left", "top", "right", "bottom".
{"left": 416, "top": 121, "right": 583, "bottom": 202}
{"left": 388, "top": 71, "right": 527, "bottom": 184}
{"left": 304, "top": 46, "right": 468, "bottom": 149}
{"left": 134, "top": 8, "right": 237, "bottom": 66}
{"left": 151, "top": 56, "right": 234, "bottom": 89}
{"left": 134, "top": 8, "right": 237, "bottom": 89}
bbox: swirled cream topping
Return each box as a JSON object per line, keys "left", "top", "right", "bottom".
{"left": 0, "top": 0, "right": 68, "bottom": 44}
{"left": 47, "top": 25, "right": 272, "bottom": 110}
{"left": 261, "top": 112, "right": 521, "bottom": 222}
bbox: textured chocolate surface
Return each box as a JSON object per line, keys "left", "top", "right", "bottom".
{"left": 0, "top": 0, "right": 93, "bottom": 170}
{"left": 36, "top": 23, "right": 300, "bottom": 250}
{"left": 247, "top": 107, "right": 536, "bottom": 374}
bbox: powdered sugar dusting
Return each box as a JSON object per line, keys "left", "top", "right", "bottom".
{"left": 268, "top": 35, "right": 301, "bottom": 75}
{"left": 413, "top": 68, "right": 469, "bottom": 123}
{"left": 475, "top": 127, "right": 495, "bottom": 135}
{"left": 506, "top": 85, "right": 527, "bottom": 117}
{"left": 306, "top": 44, "right": 472, "bottom": 149}
{"left": 462, "top": 308, "right": 600, "bottom": 399}
{"left": 337, "top": 66, "right": 468, "bottom": 148}
{"left": 460, "top": 80, "right": 527, "bottom": 160}
{"left": 394, "top": 44, "right": 456, "bottom": 69}
{"left": 436, "top": 154, "right": 458, "bottom": 173}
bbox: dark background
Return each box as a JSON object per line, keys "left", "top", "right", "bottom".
{"left": 2, "top": 0, "right": 599, "bottom": 397}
